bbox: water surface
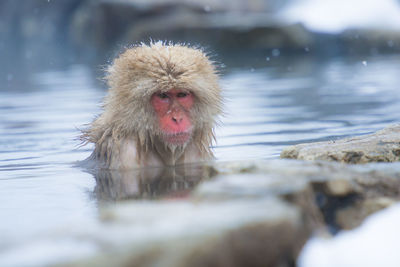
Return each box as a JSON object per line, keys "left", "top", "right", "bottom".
{"left": 1, "top": 55, "right": 400, "bottom": 264}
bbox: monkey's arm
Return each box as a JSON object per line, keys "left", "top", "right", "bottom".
{"left": 91, "top": 137, "right": 139, "bottom": 170}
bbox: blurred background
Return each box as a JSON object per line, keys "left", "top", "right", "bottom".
{"left": 1, "top": 1, "right": 400, "bottom": 266}
{"left": 2, "top": 0, "right": 400, "bottom": 85}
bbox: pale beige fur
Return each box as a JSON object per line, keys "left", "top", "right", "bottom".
{"left": 81, "top": 42, "right": 222, "bottom": 170}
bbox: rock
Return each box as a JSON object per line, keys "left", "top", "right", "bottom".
{"left": 325, "top": 179, "right": 354, "bottom": 196}
{"left": 335, "top": 197, "right": 396, "bottom": 230}
{"left": 54, "top": 160, "right": 400, "bottom": 266}
{"left": 67, "top": 0, "right": 312, "bottom": 61}
{"left": 281, "top": 124, "right": 400, "bottom": 163}
{"left": 207, "top": 160, "right": 400, "bottom": 232}
{"left": 83, "top": 199, "right": 307, "bottom": 267}
{"left": 66, "top": 0, "right": 400, "bottom": 60}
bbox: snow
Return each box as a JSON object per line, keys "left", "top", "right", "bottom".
{"left": 299, "top": 203, "right": 400, "bottom": 267}
{"left": 281, "top": 0, "right": 400, "bottom": 33}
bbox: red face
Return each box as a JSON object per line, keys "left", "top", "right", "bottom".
{"left": 150, "top": 89, "right": 194, "bottom": 145}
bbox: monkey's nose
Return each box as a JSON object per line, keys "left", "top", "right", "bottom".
{"left": 172, "top": 116, "right": 183, "bottom": 124}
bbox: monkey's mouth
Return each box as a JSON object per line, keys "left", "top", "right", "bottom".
{"left": 162, "top": 132, "right": 191, "bottom": 145}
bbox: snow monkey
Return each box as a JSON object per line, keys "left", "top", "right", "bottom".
{"left": 81, "top": 42, "right": 223, "bottom": 170}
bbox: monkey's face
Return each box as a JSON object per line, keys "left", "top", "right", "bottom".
{"left": 150, "top": 89, "right": 194, "bottom": 146}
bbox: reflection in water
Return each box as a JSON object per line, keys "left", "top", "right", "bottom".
{"left": 92, "top": 164, "right": 216, "bottom": 201}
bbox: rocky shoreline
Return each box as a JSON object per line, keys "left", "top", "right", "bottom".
{"left": 281, "top": 124, "right": 400, "bottom": 163}
{"left": 53, "top": 124, "right": 400, "bottom": 267}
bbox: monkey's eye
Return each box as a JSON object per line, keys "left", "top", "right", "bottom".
{"left": 157, "top": 93, "right": 169, "bottom": 99}
{"left": 177, "top": 92, "right": 189, "bottom": 98}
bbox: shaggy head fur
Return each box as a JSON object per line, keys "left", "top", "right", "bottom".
{"left": 81, "top": 42, "right": 222, "bottom": 162}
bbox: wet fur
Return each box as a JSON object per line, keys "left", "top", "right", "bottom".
{"left": 81, "top": 42, "right": 222, "bottom": 169}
